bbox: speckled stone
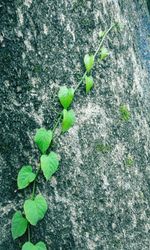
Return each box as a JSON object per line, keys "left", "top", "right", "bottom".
{"left": 0, "top": 0, "right": 150, "bottom": 249}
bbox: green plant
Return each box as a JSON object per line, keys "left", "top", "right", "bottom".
{"left": 119, "top": 104, "right": 131, "bottom": 121}
{"left": 11, "top": 23, "right": 118, "bottom": 249}
{"left": 125, "top": 155, "right": 134, "bottom": 167}
{"left": 95, "top": 143, "right": 111, "bottom": 153}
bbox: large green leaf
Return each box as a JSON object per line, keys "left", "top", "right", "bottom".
{"left": 84, "top": 54, "right": 94, "bottom": 72}
{"left": 58, "top": 86, "right": 74, "bottom": 109}
{"left": 22, "top": 241, "right": 47, "bottom": 250}
{"left": 11, "top": 211, "right": 28, "bottom": 240}
{"left": 40, "top": 152, "right": 59, "bottom": 180}
{"left": 62, "top": 109, "right": 75, "bottom": 132}
{"left": 34, "top": 128, "right": 53, "bottom": 154}
{"left": 85, "top": 76, "right": 94, "bottom": 94}
{"left": 17, "top": 165, "right": 36, "bottom": 189}
{"left": 24, "top": 195, "right": 48, "bottom": 226}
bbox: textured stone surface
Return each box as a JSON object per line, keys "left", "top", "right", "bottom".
{"left": 0, "top": 0, "right": 150, "bottom": 249}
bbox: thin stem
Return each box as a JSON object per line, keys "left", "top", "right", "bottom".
{"left": 52, "top": 24, "right": 116, "bottom": 139}
{"left": 31, "top": 164, "right": 41, "bottom": 200}
{"left": 28, "top": 224, "right": 31, "bottom": 242}
{"left": 74, "top": 23, "right": 115, "bottom": 93}
{"left": 94, "top": 23, "right": 116, "bottom": 59}
{"left": 52, "top": 112, "right": 63, "bottom": 134}
{"left": 74, "top": 71, "right": 87, "bottom": 92}
{"left": 27, "top": 22, "right": 116, "bottom": 244}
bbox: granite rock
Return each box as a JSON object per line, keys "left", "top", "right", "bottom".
{"left": 0, "top": 0, "right": 150, "bottom": 249}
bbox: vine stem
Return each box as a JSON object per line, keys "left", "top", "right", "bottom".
{"left": 31, "top": 164, "right": 41, "bottom": 200}
{"left": 27, "top": 22, "right": 116, "bottom": 243}
{"left": 74, "top": 71, "right": 87, "bottom": 92}
{"left": 74, "top": 23, "right": 116, "bottom": 93}
{"left": 93, "top": 22, "right": 116, "bottom": 59}
{"left": 52, "top": 112, "right": 63, "bottom": 135}
{"left": 28, "top": 224, "right": 31, "bottom": 242}
{"left": 50, "top": 23, "right": 116, "bottom": 140}
{"left": 27, "top": 164, "right": 41, "bottom": 241}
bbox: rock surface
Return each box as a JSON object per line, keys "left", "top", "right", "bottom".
{"left": 0, "top": 0, "right": 150, "bottom": 249}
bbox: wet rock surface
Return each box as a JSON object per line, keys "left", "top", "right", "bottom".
{"left": 0, "top": 0, "right": 150, "bottom": 249}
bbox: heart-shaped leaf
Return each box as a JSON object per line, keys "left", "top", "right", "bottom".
{"left": 62, "top": 109, "right": 75, "bottom": 132}
{"left": 22, "top": 241, "right": 47, "bottom": 250}
{"left": 99, "top": 31, "right": 105, "bottom": 38}
{"left": 58, "top": 86, "right": 74, "bottom": 109}
{"left": 85, "top": 76, "right": 94, "bottom": 94}
{"left": 22, "top": 242, "right": 36, "bottom": 250}
{"left": 84, "top": 54, "right": 94, "bottom": 72}
{"left": 34, "top": 128, "right": 53, "bottom": 154}
{"left": 40, "top": 152, "right": 59, "bottom": 180}
{"left": 11, "top": 211, "right": 28, "bottom": 240}
{"left": 100, "top": 47, "right": 109, "bottom": 60}
{"left": 36, "top": 241, "right": 47, "bottom": 250}
{"left": 24, "top": 195, "right": 48, "bottom": 226}
{"left": 17, "top": 165, "right": 36, "bottom": 190}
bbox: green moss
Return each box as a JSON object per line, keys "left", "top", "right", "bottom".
{"left": 139, "top": 191, "right": 144, "bottom": 199}
{"left": 125, "top": 155, "right": 134, "bottom": 167}
{"left": 33, "top": 65, "right": 42, "bottom": 74}
{"left": 80, "top": 17, "right": 95, "bottom": 30}
{"left": 72, "top": 0, "right": 85, "bottom": 11}
{"left": 119, "top": 104, "right": 131, "bottom": 121}
{"left": 95, "top": 143, "right": 111, "bottom": 153}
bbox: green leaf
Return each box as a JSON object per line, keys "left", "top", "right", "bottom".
{"left": 40, "top": 152, "right": 59, "bottom": 180}
{"left": 85, "top": 76, "right": 94, "bottom": 94}
{"left": 24, "top": 194, "right": 48, "bottom": 226}
{"left": 100, "top": 47, "right": 109, "bottom": 60}
{"left": 99, "top": 31, "right": 105, "bottom": 38}
{"left": 11, "top": 211, "right": 28, "bottom": 240}
{"left": 34, "top": 128, "right": 53, "bottom": 154}
{"left": 36, "top": 242, "right": 47, "bottom": 250}
{"left": 22, "top": 242, "right": 36, "bottom": 250}
{"left": 84, "top": 54, "right": 94, "bottom": 72}
{"left": 62, "top": 109, "right": 75, "bottom": 132}
{"left": 17, "top": 165, "right": 36, "bottom": 190}
{"left": 58, "top": 86, "right": 74, "bottom": 109}
{"left": 22, "top": 242, "right": 47, "bottom": 250}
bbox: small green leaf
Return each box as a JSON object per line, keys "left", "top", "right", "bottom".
{"left": 84, "top": 54, "right": 94, "bottom": 72}
{"left": 11, "top": 211, "right": 28, "bottom": 240}
{"left": 17, "top": 165, "right": 36, "bottom": 190}
{"left": 22, "top": 242, "right": 36, "bottom": 250}
{"left": 100, "top": 47, "right": 109, "bottom": 60}
{"left": 62, "top": 109, "right": 75, "bottom": 132}
{"left": 40, "top": 152, "right": 59, "bottom": 180}
{"left": 85, "top": 76, "right": 94, "bottom": 94}
{"left": 22, "top": 242, "right": 47, "bottom": 250}
{"left": 24, "top": 194, "right": 48, "bottom": 226}
{"left": 58, "top": 86, "right": 74, "bottom": 109}
{"left": 99, "top": 31, "right": 105, "bottom": 38}
{"left": 36, "top": 242, "right": 47, "bottom": 250}
{"left": 34, "top": 128, "right": 53, "bottom": 154}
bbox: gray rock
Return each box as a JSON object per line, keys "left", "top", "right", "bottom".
{"left": 0, "top": 0, "right": 150, "bottom": 249}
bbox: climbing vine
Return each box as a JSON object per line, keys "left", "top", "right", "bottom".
{"left": 11, "top": 23, "right": 118, "bottom": 250}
